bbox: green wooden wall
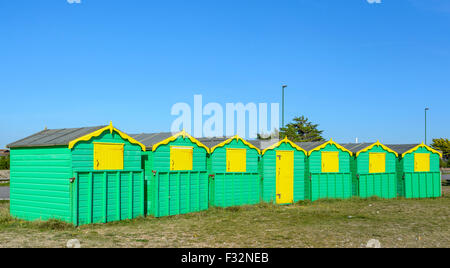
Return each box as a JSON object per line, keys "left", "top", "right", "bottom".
{"left": 10, "top": 130, "right": 144, "bottom": 226}
{"left": 352, "top": 145, "right": 397, "bottom": 199}
{"left": 144, "top": 136, "right": 209, "bottom": 217}
{"left": 9, "top": 146, "right": 72, "bottom": 222}
{"left": 261, "top": 142, "right": 307, "bottom": 203}
{"left": 70, "top": 130, "right": 144, "bottom": 225}
{"left": 209, "top": 139, "right": 260, "bottom": 207}
{"left": 308, "top": 144, "right": 352, "bottom": 201}
{"left": 397, "top": 147, "right": 441, "bottom": 198}
{"left": 71, "top": 131, "right": 142, "bottom": 172}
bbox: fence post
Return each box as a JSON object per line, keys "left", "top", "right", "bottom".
{"left": 129, "top": 171, "right": 133, "bottom": 219}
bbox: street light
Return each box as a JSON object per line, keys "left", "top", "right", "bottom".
{"left": 282, "top": 85, "right": 287, "bottom": 129}
{"left": 425, "top": 108, "right": 429, "bottom": 145}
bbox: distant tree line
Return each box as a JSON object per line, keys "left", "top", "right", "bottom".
{"left": 431, "top": 138, "right": 450, "bottom": 168}
{"left": 258, "top": 116, "right": 325, "bottom": 142}
{"left": 258, "top": 116, "right": 449, "bottom": 169}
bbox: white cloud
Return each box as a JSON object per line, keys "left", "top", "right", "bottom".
{"left": 67, "top": 0, "right": 81, "bottom": 4}
{"left": 367, "top": 0, "right": 382, "bottom": 4}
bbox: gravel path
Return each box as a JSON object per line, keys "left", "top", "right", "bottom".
{"left": 0, "top": 186, "right": 9, "bottom": 200}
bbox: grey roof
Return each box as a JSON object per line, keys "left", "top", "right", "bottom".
{"left": 295, "top": 141, "right": 328, "bottom": 151}
{"left": 341, "top": 143, "right": 376, "bottom": 153}
{"left": 130, "top": 133, "right": 175, "bottom": 150}
{"left": 195, "top": 137, "right": 261, "bottom": 150}
{"left": 385, "top": 144, "right": 420, "bottom": 155}
{"left": 129, "top": 134, "right": 264, "bottom": 150}
{"left": 7, "top": 126, "right": 107, "bottom": 148}
{"left": 197, "top": 137, "right": 230, "bottom": 149}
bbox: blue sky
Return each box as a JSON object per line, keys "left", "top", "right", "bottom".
{"left": 1, "top": 0, "right": 449, "bottom": 147}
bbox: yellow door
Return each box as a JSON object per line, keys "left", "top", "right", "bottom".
{"left": 276, "top": 151, "right": 294, "bottom": 204}
{"left": 226, "top": 148, "right": 247, "bottom": 172}
{"left": 414, "top": 153, "right": 430, "bottom": 172}
{"left": 369, "top": 153, "right": 386, "bottom": 173}
{"left": 93, "top": 143, "right": 124, "bottom": 170}
{"left": 170, "top": 146, "right": 193, "bottom": 171}
{"left": 321, "top": 152, "right": 339, "bottom": 173}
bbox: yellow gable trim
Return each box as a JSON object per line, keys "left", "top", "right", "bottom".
{"left": 401, "top": 143, "right": 443, "bottom": 158}
{"left": 68, "top": 122, "right": 146, "bottom": 151}
{"left": 152, "top": 130, "right": 209, "bottom": 153}
{"left": 210, "top": 135, "right": 261, "bottom": 154}
{"left": 261, "top": 137, "right": 307, "bottom": 155}
{"left": 355, "top": 141, "right": 398, "bottom": 157}
{"left": 308, "top": 139, "right": 352, "bottom": 156}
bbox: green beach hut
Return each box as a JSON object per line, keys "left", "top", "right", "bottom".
{"left": 388, "top": 143, "right": 442, "bottom": 198}
{"left": 343, "top": 141, "right": 398, "bottom": 199}
{"left": 7, "top": 123, "right": 146, "bottom": 226}
{"left": 131, "top": 130, "right": 210, "bottom": 217}
{"left": 260, "top": 137, "right": 308, "bottom": 204}
{"left": 204, "top": 135, "right": 261, "bottom": 208}
{"left": 298, "top": 139, "right": 353, "bottom": 201}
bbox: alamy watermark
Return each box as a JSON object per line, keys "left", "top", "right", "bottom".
{"left": 171, "top": 95, "right": 280, "bottom": 140}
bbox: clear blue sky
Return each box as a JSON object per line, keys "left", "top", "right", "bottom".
{"left": 1, "top": 0, "right": 449, "bottom": 147}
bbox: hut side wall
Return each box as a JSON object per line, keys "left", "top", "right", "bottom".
{"left": 354, "top": 146, "right": 397, "bottom": 199}
{"left": 147, "top": 136, "right": 209, "bottom": 217}
{"left": 398, "top": 147, "right": 441, "bottom": 198}
{"left": 9, "top": 146, "right": 73, "bottom": 222}
{"left": 308, "top": 144, "right": 352, "bottom": 201}
{"left": 70, "top": 131, "right": 144, "bottom": 225}
{"left": 209, "top": 139, "right": 260, "bottom": 207}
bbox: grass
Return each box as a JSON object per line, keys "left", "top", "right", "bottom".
{"left": 0, "top": 188, "right": 449, "bottom": 248}
{"left": 0, "top": 183, "right": 9, "bottom": 187}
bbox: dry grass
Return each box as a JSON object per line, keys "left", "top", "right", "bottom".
{"left": 0, "top": 188, "right": 449, "bottom": 248}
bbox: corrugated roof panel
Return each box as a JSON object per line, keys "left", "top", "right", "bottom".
{"left": 130, "top": 133, "right": 175, "bottom": 150}
{"left": 295, "top": 141, "right": 328, "bottom": 151}
{"left": 385, "top": 144, "right": 420, "bottom": 155}
{"left": 7, "top": 126, "right": 107, "bottom": 148}
{"left": 341, "top": 143, "right": 375, "bottom": 153}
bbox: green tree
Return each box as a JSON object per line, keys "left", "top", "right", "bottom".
{"left": 279, "top": 116, "right": 325, "bottom": 142}
{"left": 431, "top": 138, "right": 450, "bottom": 160}
{"left": 0, "top": 156, "right": 9, "bottom": 170}
{"left": 257, "top": 129, "right": 280, "bottom": 141}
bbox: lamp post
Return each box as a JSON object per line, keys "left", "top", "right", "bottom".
{"left": 282, "top": 85, "right": 287, "bottom": 129}
{"left": 425, "top": 108, "right": 429, "bottom": 145}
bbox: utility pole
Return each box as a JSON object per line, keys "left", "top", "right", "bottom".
{"left": 425, "top": 108, "right": 429, "bottom": 145}
{"left": 282, "top": 85, "right": 287, "bottom": 129}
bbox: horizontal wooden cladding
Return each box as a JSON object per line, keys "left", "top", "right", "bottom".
{"left": 9, "top": 147, "right": 72, "bottom": 222}
{"left": 71, "top": 132, "right": 142, "bottom": 172}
